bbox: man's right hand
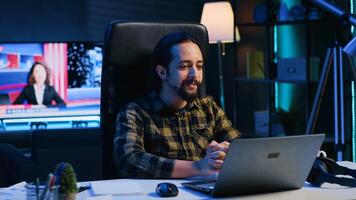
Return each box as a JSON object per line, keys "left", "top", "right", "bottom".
{"left": 193, "top": 154, "right": 219, "bottom": 177}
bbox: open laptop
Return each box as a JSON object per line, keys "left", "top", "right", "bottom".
{"left": 182, "top": 134, "right": 325, "bottom": 197}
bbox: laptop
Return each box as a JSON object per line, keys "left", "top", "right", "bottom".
{"left": 182, "top": 134, "right": 325, "bottom": 197}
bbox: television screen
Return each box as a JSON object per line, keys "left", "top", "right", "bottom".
{"left": 0, "top": 42, "right": 102, "bottom": 131}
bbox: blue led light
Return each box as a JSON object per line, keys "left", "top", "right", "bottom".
{"left": 352, "top": 81, "right": 356, "bottom": 162}
{"left": 351, "top": 0, "right": 355, "bottom": 33}
{"left": 351, "top": 0, "right": 356, "bottom": 162}
{"left": 274, "top": 25, "right": 278, "bottom": 109}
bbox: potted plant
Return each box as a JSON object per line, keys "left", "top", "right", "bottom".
{"left": 55, "top": 162, "right": 78, "bottom": 200}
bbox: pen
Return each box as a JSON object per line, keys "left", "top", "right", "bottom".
{"left": 36, "top": 177, "right": 40, "bottom": 200}
{"left": 39, "top": 173, "right": 54, "bottom": 200}
{"left": 55, "top": 162, "right": 65, "bottom": 185}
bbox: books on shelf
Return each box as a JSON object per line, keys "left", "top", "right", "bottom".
{"left": 246, "top": 51, "right": 265, "bottom": 79}
{"left": 277, "top": 57, "right": 320, "bottom": 82}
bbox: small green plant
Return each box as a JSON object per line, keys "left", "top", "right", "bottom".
{"left": 54, "top": 162, "right": 78, "bottom": 194}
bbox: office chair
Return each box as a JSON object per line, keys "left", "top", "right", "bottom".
{"left": 101, "top": 21, "right": 209, "bottom": 179}
{"left": 0, "top": 131, "right": 34, "bottom": 186}
{"left": 31, "top": 128, "right": 102, "bottom": 181}
{"left": 0, "top": 143, "right": 36, "bottom": 187}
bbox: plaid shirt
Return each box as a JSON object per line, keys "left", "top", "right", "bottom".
{"left": 113, "top": 90, "right": 240, "bottom": 178}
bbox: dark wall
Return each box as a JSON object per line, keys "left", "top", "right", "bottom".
{"left": 0, "top": 0, "right": 204, "bottom": 42}
{"left": 0, "top": 0, "right": 87, "bottom": 42}
{"left": 86, "top": 0, "right": 205, "bottom": 41}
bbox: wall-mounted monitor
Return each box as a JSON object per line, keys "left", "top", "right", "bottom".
{"left": 0, "top": 42, "right": 103, "bottom": 131}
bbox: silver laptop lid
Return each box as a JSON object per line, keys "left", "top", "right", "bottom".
{"left": 212, "top": 134, "right": 325, "bottom": 197}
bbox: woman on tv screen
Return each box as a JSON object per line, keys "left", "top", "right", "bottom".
{"left": 13, "top": 61, "right": 66, "bottom": 107}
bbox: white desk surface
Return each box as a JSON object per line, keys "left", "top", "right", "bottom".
{"left": 1, "top": 162, "right": 356, "bottom": 200}
{"left": 77, "top": 161, "right": 356, "bottom": 200}
{"left": 77, "top": 179, "right": 356, "bottom": 200}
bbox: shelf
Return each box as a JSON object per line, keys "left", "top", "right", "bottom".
{"left": 236, "top": 19, "right": 337, "bottom": 27}
{"left": 234, "top": 77, "right": 313, "bottom": 84}
{"left": 236, "top": 21, "right": 305, "bottom": 27}
{"left": 234, "top": 77, "right": 274, "bottom": 83}
{"left": 233, "top": 1, "right": 352, "bottom": 160}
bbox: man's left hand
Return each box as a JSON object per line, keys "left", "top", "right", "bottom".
{"left": 206, "top": 140, "right": 230, "bottom": 169}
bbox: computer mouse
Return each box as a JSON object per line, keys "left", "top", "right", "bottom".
{"left": 155, "top": 182, "right": 179, "bottom": 197}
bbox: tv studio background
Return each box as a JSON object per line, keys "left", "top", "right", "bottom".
{"left": 1, "top": 0, "right": 356, "bottom": 186}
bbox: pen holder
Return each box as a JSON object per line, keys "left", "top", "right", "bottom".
{"left": 25, "top": 182, "right": 59, "bottom": 200}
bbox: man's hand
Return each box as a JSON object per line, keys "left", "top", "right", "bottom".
{"left": 192, "top": 140, "right": 231, "bottom": 176}
{"left": 207, "top": 141, "right": 230, "bottom": 153}
{"left": 193, "top": 153, "right": 219, "bottom": 177}
{"left": 171, "top": 140, "right": 231, "bottom": 178}
{"left": 206, "top": 140, "right": 230, "bottom": 169}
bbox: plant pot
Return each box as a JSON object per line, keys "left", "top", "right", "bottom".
{"left": 58, "top": 192, "right": 76, "bottom": 200}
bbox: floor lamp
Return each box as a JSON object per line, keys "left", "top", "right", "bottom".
{"left": 201, "top": 1, "right": 239, "bottom": 111}
{"left": 307, "top": 0, "right": 356, "bottom": 161}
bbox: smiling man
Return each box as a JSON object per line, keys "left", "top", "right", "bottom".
{"left": 113, "top": 32, "right": 240, "bottom": 178}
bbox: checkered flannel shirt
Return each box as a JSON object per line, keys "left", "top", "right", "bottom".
{"left": 113, "top": 90, "right": 240, "bottom": 178}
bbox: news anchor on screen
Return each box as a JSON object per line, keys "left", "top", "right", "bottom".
{"left": 13, "top": 61, "right": 66, "bottom": 107}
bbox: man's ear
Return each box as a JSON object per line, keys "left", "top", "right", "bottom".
{"left": 155, "top": 65, "right": 167, "bottom": 80}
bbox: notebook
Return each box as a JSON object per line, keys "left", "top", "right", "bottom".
{"left": 182, "top": 134, "right": 325, "bottom": 197}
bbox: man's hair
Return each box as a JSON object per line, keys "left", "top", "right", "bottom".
{"left": 151, "top": 31, "right": 202, "bottom": 90}
{"left": 152, "top": 31, "right": 202, "bottom": 68}
{"left": 28, "top": 61, "right": 51, "bottom": 85}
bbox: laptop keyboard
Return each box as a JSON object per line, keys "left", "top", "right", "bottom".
{"left": 182, "top": 180, "right": 217, "bottom": 193}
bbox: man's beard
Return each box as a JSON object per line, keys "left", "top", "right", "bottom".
{"left": 167, "top": 79, "right": 201, "bottom": 102}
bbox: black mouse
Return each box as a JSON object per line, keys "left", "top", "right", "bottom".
{"left": 155, "top": 182, "right": 179, "bottom": 197}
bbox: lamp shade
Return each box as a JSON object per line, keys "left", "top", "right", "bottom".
{"left": 200, "top": 1, "right": 235, "bottom": 43}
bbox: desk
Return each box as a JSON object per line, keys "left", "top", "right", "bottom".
{"left": 1, "top": 162, "right": 356, "bottom": 200}
{"left": 76, "top": 179, "right": 356, "bottom": 200}
{"left": 78, "top": 161, "right": 356, "bottom": 200}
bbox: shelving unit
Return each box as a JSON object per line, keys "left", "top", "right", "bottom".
{"left": 232, "top": 0, "right": 353, "bottom": 160}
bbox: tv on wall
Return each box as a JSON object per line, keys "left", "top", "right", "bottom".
{"left": 0, "top": 42, "right": 103, "bottom": 131}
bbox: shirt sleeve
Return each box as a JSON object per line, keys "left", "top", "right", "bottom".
{"left": 210, "top": 99, "right": 241, "bottom": 142}
{"left": 113, "top": 104, "right": 175, "bottom": 178}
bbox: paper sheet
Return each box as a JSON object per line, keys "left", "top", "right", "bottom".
{"left": 86, "top": 195, "right": 113, "bottom": 200}
{"left": 90, "top": 180, "right": 144, "bottom": 196}
{"left": 0, "top": 181, "right": 27, "bottom": 200}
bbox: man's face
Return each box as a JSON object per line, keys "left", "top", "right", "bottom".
{"left": 165, "top": 41, "right": 203, "bottom": 102}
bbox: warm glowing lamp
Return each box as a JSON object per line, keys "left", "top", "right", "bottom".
{"left": 201, "top": 1, "right": 238, "bottom": 110}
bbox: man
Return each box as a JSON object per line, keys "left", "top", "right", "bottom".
{"left": 113, "top": 32, "right": 240, "bottom": 178}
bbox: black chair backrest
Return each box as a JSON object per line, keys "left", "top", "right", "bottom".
{"left": 0, "top": 143, "right": 36, "bottom": 187}
{"left": 100, "top": 21, "right": 208, "bottom": 178}
{"left": 31, "top": 128, "right": 102, "bottom": 181}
